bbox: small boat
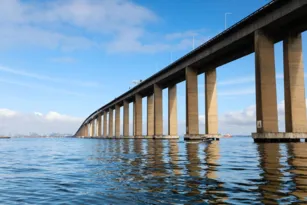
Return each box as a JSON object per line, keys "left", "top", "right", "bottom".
{"left": 223, "top": 134, "right": 232, "bottom": 138}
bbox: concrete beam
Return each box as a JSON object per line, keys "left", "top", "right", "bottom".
{"left": 154, "top": 84, "right": 163, "bottom": 136}
{"left": 205, "top": 68, "right": 218, "bottom": 134}
{"left": 134, "top": 94, "right": 142, "bottom": 136}
{"left": 103, "top": 111, "right": 108, "bottom": 137}
{"left": 186, "top": 67, "right": 199, "bottom": 135}
{"left": 147, "top": 94, "right": 154, "bottom": 136}
{"left": 283, "top": 33, "right": 307, "bottom": 132}
{"left": 255, "top": 30, "right": 278, "bottom": 133}
{"left": 109, "top": 108, "right": 114, "bottom": 137}
{"left": 168, "top": 84, "right": 177, "bottom": 136}
{"left": 115, "top": 105, "right": 120, "bottom": 137}
{"left": 123, "top": 101, "right": 129, "bottom": 137}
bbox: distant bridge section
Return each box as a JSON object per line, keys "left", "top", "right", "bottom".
{"left": 75, "top": 0, "right": 307, "bottom": 142}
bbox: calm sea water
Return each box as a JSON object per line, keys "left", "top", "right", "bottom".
{"left": 0, "top": 137, "right": 307, "bottom": 204}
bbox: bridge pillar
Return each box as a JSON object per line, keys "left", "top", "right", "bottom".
{"left": 284, "top": 33, "right": 307, "bottom": 133}
{"left": 103, "top": 111, "right": 108, "bottom": 138}
{"left": 94, "top": 117, "right": 98, "bottom": 137}
{"left": 88, "top": 122, "right": 91, "bottom": 137}
{"left": 91, "top": 120, "right": 95, "bottom": 137}
{"left": 252, "top": 30, "right": 279, "bottom": 142}
{"left": 97, "top": 114, "right": 102, "bottom": 137}
{"left": 147, "top": 93, "right": 154, "bottom": 137}
{"left": 154, "top": 84, "right": 163, "bottom": 139}
{"left": 184, "top": 67, "right": 200, "bottom": 140}
{"left": 123, "top": 101, "right": 129, "bottom": 137}
{"left": 115, "top": 105, "right": 120, "bottom": 138}
{"left": 82, "top": 126, "right": 87, "bottom": 137}
{"left": 205, "top": 68, "right": 219, "bottom": 137}
{"left": 133, "top": 101, "right": 135, "bottom": 135}
{"left": 134, "top": 94, "right": 142, "bottom": 137}
{"left": 109, "top": 108, "right": 114, "bottom": 138}
{"left": 87, "top": 123, "right": 90, "bottom": 137}
{"left": 168, "top": 84, "right": 178, "bottom": 138}
{"left": 79, "top": 126, "right": 83, "bottom": 137}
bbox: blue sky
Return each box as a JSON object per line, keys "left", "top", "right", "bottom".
{"left": 0, "top": 0, "right": 306, "bottom": 135}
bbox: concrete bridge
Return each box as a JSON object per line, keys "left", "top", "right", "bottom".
{"left": 75, "top": 0, "right": 307, "bottom": 142}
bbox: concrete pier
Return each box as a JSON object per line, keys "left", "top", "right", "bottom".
{"left": 109, "top": 108, "right": 113, "bottom": 138}
{"left": 252, "top": 31, "right": 307, "bottom": 142}
{"left": 185, "top": 67, "right": 199, "bottom": 140}
{"left": 134, "top": 94, "right": 142, "bottom": 137}
{"left": 147, "top": 94, "right": 154, "bottom": 137}
{"left": 253, "top": 133, "right": 307, "bottom": 143}
{"left": 91, "top": 120, "right": 95, "bottom": 137}
{"left": 115, "top": 105, "right": 120, "bottom": 137}
{"left": 154, "top": 84, "right": 163, "bottom": 137}
{"left": 284, "top": 33, "right": 307, "bottom": 133}
{"left": 103, "top": 111, "right": 107, "bottom": 138}
{"left": 205, "top": 68, "right": 218, "bottom": 135}
{"left": 87, "top": 123, "right": 90, "bottom": 137}
{"left": 255, "top": 30, "right": 279, "bottom": 134}
{"left": 97, "top": 114, "right": 102, "bottom": 137}
{"left": 168, "top": 84, "right": 178, "bottom": 138}
{"left": 123, "top": 101, "right": 129, "bottom": 137}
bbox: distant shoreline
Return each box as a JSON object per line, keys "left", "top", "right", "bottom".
{"left": 0, "top": 136, "right": 11, "bottom": 139}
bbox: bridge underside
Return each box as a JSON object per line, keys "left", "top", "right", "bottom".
{"left": 75, "top": 0, "right": 307, "bottom": 143}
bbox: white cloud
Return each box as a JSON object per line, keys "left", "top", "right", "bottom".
{"left": 0, "top": 109, "right": 18, "bottom": 117}
{"left": 219, "top": 99, "right": 307, "bottom": 134}
{"left": 0, "top": 0, "right": 157, "bottom": 52}
{"left": 0, "top": 0, "right": 210, "bottom": 53}
{"left": 0, "top": 108, "right": 83, "bottom": 135}
{"left": 0, "top": 65, "right": 100, "bottom": 88}
{"left": 0, "top": 77, "right": 86, "bottom": 97}
{"left": 221, "top": 105, "right": 256, "bottom": 127}
{"left": 34, "top": 112, "right": 43, "bottom": 117}
{"left": 45, "top": 111, "right": 81, "bottom": 122}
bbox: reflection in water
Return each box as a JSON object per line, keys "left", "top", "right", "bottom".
{"left": 169, "top": 140, "right": 181, "bottom": 176}
{"left": 130, "top": 140, "right": 144, "bottom": 184}
{"left": 204, "top": 141, "right": 227, "bottom": 204}
{"left": 185, "top": 142, "right": 202, "bottom": 201}
{"left": 257, "top": 143, "right": 285, "bottom": 204}
{"left": 184, "top": 141, "right": 226, "bottom": 204}
{"left": 257, "top": 142, "right": 307, "bottom": 204}
{"left": 2, "top": 137, "right": 307, "bottom": 204}
{"left": 146, "top": 140, "right": 168, "bottom": 196}
{"left": 122, "top": 139, "right": 130, "bottom": 154}
{"left": 287, "top": 143, "right": 307, "bottom": 201}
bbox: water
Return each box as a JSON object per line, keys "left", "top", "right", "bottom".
{"left": 0, "top": 137, "right": 307, "bottom": 204}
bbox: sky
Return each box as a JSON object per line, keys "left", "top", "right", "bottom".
{"left": 0, "top": 0, "right": 306, "bottom": 136}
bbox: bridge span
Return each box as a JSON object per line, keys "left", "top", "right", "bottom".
{"left": 75, "top": 0, "right": 307, "bottom": 142}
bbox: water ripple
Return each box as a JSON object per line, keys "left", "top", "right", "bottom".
{"left": 1, "top": 137, "right": 307, "bottom": 204}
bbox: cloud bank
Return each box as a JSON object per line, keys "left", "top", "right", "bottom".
{"left": 0, "top": 0, "right": 208, "bottom": 53}
{"left": 0, "top": 109, "right": 83, "bottom": 136}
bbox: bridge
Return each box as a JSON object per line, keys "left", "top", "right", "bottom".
{"left": 75, "top": 0, "right": 307, "bottom": 142}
